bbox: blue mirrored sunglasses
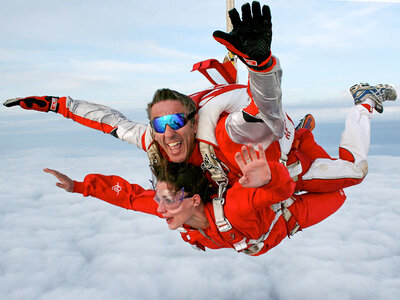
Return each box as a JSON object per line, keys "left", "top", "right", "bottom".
{"left": 151, "top": 111, "right": 195, "bottom": 133}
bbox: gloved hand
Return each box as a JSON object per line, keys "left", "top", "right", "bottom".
{"left": 213, "top": 1, "right": 273, "bottom": 71}
{"left": 3, "top": 96, "right": 61, "bottom": 112}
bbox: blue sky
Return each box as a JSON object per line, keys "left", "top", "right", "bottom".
{"left": 1, "top": 0, "right": 399, "bottom": 112}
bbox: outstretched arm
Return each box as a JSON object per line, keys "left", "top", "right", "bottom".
{"left": 4, "top": 96, "right": 149, "bottom": 149}
{"left": 43, "top": 168, "right": 160, "bottom": 216}
{"left": 234, "top": 143, "right": 271, "bottom": 188}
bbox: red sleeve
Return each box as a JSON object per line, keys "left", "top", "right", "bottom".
{"left": 227, "top": 161, "right": 295, "bottom": 212}
{"left": 73, "top": 174, "right": 161, "bottom": 217}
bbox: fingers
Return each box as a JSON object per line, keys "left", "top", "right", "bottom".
{"left": 235, "top": 151, "right": 245, "bottom": 170}
{"left": 4, "top": 96, "right": 51, "bottom": 112}
{"left": 228, "top": 7, "right": 242, "bottom": 28}
{"left": 235, "top": 143, "right": 266, "bottom": 170}
{"left": 248, "top": 144, "right": 257, "bottom": 161}
{"left": 43, "top": 168, "right": 54, "bottom": 174}
{"left": 56, "top": 182, "right": 66, "bottom": 189}
{"left": 43, "top": 168, "right": 64, "bottom": 184}
{"left": 44, "top": 168, "right": 74, "bottom": 192}
{"left": 257, "top": 143, "right": 266, "bottom": 161}
{"left": 241, "top": 145, "right": 252, "bottom": 164}
{"left": 241, "top": 3, "right": 252, "bottom": 23}
{"left": 262, "top": 5, "right": 272, "bottom": 26}
{"left": 230, "top": 2, "right": 267, "bottom": 27}
{"left": 43, "top": 168, "right": 62, "bottom": 180}
{"left": 240, "top": 144, "right": 260, "bottom": 164}
{"left": 3, "top": 98, "right": 22, "bottom": 107}
{"left": 252, "top": 1, "right": 262, "bottom": 20}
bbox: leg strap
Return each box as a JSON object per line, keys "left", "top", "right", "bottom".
{"left": 281, "top": 198, "right": 301, "bottom": 237}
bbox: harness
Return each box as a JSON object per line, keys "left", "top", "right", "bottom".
{"left": 199, "top": 141, "right": 300, "bottom": 256}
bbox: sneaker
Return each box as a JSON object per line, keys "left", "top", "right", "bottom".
{"left": 296, "top": 114, "right": 315, "bottom": 131}
{"left": 349, "top": 83, "right": 397, "bottom": 113}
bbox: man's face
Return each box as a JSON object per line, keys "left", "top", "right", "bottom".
{"left": 150, "top": 100, "right": 198, "bottom": 163}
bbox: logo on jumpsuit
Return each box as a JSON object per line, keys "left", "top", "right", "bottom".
{"left": 112, "top": 182, "right": 122, "bottom": 195}
{"left": 284, "top": 119, "right": 291, "bottom": 140}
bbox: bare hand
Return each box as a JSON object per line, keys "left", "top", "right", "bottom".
{"left": 43, "top": 168, "right": 74, "bottom": 192}
{"left": 234, "top": 143, "right": 271, "bottom": 188}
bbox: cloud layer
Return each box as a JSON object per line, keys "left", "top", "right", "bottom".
{"left": 1, "top": 110, "right": 400, "bottom": 299}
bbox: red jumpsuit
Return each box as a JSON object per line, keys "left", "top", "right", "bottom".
{"left": 72, "top": 161, "right": 346, "bottom": 256}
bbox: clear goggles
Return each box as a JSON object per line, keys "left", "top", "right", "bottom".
{"left": 150, "top": 111, "right": 195, "bottom": 133}
{"left": 153, "top": 187, "right": 186, "bottom": 210}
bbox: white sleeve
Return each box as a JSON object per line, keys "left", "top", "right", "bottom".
{"left": 247, "top": 57, "right": 284, "bottom": 139}
{"left": 63, "top": 97, "right": 148, "bottom": 149}
{"left": 225, "top": 57, "right": 288, "bottom": 149}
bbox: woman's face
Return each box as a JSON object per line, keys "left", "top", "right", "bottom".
{"left": 155, "top": 181, "right": 198, "bottom": 230}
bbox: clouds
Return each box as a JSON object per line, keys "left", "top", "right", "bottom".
{"left": 1, "top": 129, "right": 400, "bottom": 299}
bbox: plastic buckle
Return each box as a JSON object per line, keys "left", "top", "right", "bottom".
{"left": 233, "top": 238, "right": 248, "bottom": 252}
{"left": 216, "top": 219, "right": 232, "bottom": 232}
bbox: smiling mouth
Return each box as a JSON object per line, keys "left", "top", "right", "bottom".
{"left": 166, "top": 217, "right": 173, "bottom": 224}
{"left": 168, "top": 142, "right": 181, "bottom": 153}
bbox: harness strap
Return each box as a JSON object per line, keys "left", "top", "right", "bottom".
{"left": 199, "top": 142, "right": 229, "bottom": 183}
{"left": 212, "top": 197, "right": 232, "bottom": 232}
{"left": 280, "top": 197, "right": 300, "bottom": 236}
{"left": 200, "top": 142, "right": 233, "bottom": 232}
{"left": 144, "top": 127, "right": 163, "bottom": 172}
{"left": 240, "top": 197, "right": 299, "bottom": 255}
{"left": 240, "top": 208, "right": 283, "bottom": 255}
{"left": 146, "top": 142, "right": 162, "bottom": 169}
{"left": 286, "top": 160, "right": 302, "bottom": 181}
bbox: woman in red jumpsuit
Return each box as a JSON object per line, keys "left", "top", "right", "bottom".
{"left": 44, "top": 144, "right": 345, "bottom": 256}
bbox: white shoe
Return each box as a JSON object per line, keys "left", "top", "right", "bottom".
{"left": 350, "top": 83, "right": 397, "bottom": 113}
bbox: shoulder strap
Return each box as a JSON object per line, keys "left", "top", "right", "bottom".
{"left": 199, "top": 141, "right": 232, "bottom": 232}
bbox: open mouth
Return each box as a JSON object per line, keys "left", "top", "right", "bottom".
{"left": 166, "top": 217, "right": 174, "bottom": 224}
{"left": 168, "top": 141, "right": 181, "bottom": 153}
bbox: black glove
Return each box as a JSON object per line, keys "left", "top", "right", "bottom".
{"left": 213, "top": 1, "right": 273, "bottom": 71}
{"left": 3, "top": 96, "right": 60, "bottom": 112}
